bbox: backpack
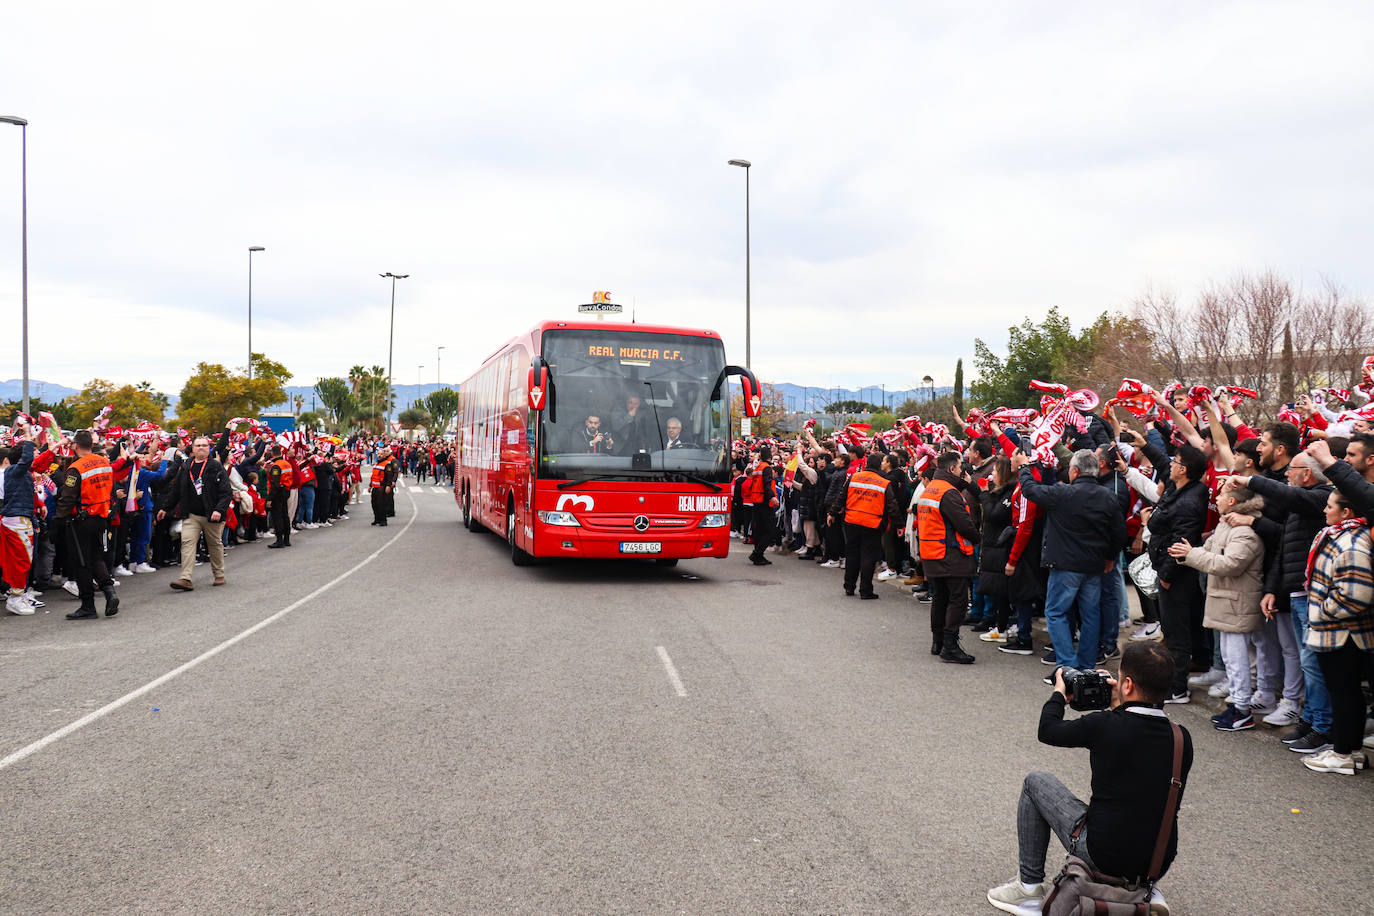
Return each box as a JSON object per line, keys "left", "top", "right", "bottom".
{"left": 1044, "top": 721, "right": 1183, "bottom": 916}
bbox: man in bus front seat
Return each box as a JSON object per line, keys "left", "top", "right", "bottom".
{"left": 575, "top": 415, "right": 615, "bottom": 454}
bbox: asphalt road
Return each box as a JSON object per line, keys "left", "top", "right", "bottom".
{"left": 2, "top": 481, "right": 1371, "bottom": 915}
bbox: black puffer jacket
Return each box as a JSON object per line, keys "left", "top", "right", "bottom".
{"left": 977, "top": 481, "right": 1015, "bottom": 596}
{"left": 1245, "top": 475, "right": 1331, "bottom": 597}
{"left": 1146, "top": 478, "right": 1208, "bottom": 586}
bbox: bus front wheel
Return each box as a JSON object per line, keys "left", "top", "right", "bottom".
{"left": 507, "top": 502, "right": 533, "bottom": 566}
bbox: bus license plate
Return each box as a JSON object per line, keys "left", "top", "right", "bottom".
{"left": 620, "top": 541, "right": 662, "bottom": 554}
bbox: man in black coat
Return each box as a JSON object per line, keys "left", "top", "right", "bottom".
{"left": 1015, "top": 448, "right": 1128, "bottom": 672}
{"left": 1144, "top": 444, "right": 1210, "bottom": 702}
{"left": 159, "top": 435, "right": 233, "bottom": 591}
{"left": 1229, "top": 448, "right": 1335, "bottom": 750}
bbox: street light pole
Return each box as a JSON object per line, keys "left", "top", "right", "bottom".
{"left": 727, "top": 158, "right": 751, "bottom": 370}
{"left": 1, "top": 116, "right": 29, "bottom": 413}
{"left": 417, "top": 365, "right": 423, "bottom": 407}
{"left": 247, "top": 246, "right": 264, "bottom": 378}
{"left": 436, "top": 345, "right": 445, "bottom": 388}
{"left": 380, "top": 272, "right": 409, "bottom": 428}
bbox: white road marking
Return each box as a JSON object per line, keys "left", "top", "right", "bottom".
{"left": 0, "top": 488, "right": 421, "bottom": 773}
{"left": 655, "top": 646, "right": 687, "bottom": 698}
{"left": 431, "top": 487, "right": 448, "bottom": 494}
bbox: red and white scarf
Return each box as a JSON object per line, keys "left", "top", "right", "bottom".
{"left": 1306, "top": 516, "right": 1370, "bottom": 588}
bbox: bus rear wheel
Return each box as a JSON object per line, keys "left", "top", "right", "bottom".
{"left": 463, "top": 491, "right": 481, "bottom": 532}
{"left": 507, "top": 502, "right": 532, "bottom": 566}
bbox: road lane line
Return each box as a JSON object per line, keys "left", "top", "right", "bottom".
{"left": 655, "top": 646, "right": 687, "bottom": 697}
{"left": 0, "top": 489, "right": 421, "bottom": 773}
{"left": 431, "top": 487, "right": 447, "bottom": 494}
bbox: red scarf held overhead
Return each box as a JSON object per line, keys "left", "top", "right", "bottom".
{"left": 1306, "top": 517, "right": 1370, "bottom": 588}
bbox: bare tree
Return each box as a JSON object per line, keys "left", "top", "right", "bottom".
{"left": 1131, "top": 284, "right": 1189, "bottom": 382}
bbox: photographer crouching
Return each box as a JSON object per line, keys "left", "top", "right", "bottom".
{"left": 987, "top": 641, "right": 1193, "bottom": 915}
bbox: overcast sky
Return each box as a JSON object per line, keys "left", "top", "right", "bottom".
{"left": 1, "top": 0, "right": 1371, "bottom": 399}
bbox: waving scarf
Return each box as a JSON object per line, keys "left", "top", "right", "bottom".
{"left": 1024, "top": 380, "right": 1096, "bottom": 467}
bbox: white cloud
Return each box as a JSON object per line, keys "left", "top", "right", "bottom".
{"left": 0, "top": 0, "right": 1370, "bottom": 401}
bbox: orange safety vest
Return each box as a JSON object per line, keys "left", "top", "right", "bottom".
{"left": 70, "top": 453, "right": 114, "bottom": 516}
{"left": 741, "top": 460, "right": 766, "bottom": 504}
{"left": 916, "top": 477, "right": 974, "bottom": 560}
{"left": 273, "top": 458, "right": 295, "bottom": 489}
{"left": 844, "top": 469, "right": 890, "bottom": 529}
{"left": 370, "top": 457, "right": 392, "bottom": 488}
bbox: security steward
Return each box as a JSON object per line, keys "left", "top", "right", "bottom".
{"left": 266, "top": 445, "right": 294, "bottom": 548}
{"left": 742, "top": 447, "right": 777, "bottom": 565}
{"left": 56, "top": 429, "right": 119, "bottom": 620}
{"left": 841, "top": 452, "right": 899, "bottom": 598}
{"left": 917, "top": 450, "right": 981, "bottom": 663}
{"left": 370, "top": 446, "right": 396, "bottom": 526}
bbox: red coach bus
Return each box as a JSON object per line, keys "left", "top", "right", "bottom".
{"left": 455, "top": 310, "right": 761, "bottom": 566}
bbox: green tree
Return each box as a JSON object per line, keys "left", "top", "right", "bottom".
{"left": 176, "top": 353, "right": 292, "bottom": 432}
{"left": 314, "top": 377, "right": 356, "bottom": 432}
{"left": 831, "top": 399, "right": 880, "bottom": 414}
{"left": 397, "top": 406, "right": 432, "bottom": 431}
{"left": 953, "top": 359, "right": 964, "bottom": 413}
{"left": 971, "top": 307, "right": 1079, "bottom": 409}
{"left": 2, "top": 396, "right": 75, "bottom": 429}
{"left": 65, "top": 379, "right": 170, "bottom": 427}
{"left": 421, "top": 388, "right": 461, "bottom": 436}
{"left": 296, "top": 410, "right": 325, "bottom": 432}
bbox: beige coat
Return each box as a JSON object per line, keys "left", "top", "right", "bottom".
{"left": 1180, "top": 497, "right": 1265, "bottom": 633}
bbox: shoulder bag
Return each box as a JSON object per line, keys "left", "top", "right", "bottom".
{"left": 1043, "top": 721, "right": 1183, "bottom": 916}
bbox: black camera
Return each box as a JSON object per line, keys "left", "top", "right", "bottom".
{"left": 1055, "top": 666, "right": 1112, "bottom": 711}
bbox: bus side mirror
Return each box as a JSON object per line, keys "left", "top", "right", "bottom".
{"left": 528, "top": 358, "right": 549, "bottom": 411}
{"left": 714, "top": 365, "right": 763, "bottom": 417}
{"left": 739, "top": 370, "right": 762, "bottom": 418}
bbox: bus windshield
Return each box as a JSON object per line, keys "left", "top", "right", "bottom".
{"left": 538, "top": 329, "right": 731, "bottom": 482}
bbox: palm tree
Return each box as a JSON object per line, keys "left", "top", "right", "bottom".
{"left": 347, "top": 365, "right": 366, "bottom": 396}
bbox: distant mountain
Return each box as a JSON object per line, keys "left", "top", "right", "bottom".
{"left": 769, "top": 383, "right": 953, "bottom": 413}
{"left": 0, "top": 379, "right": 80, "bottom": 403}
{"left": 262, "top": 383, "right": 460, "bottom": 415}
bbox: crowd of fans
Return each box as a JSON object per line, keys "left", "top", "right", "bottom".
{"left": 730, "top": 374, "right": 1374, "bottom": 778}
{"left": 0, "top": 416, "right": 430, "bottom": 617}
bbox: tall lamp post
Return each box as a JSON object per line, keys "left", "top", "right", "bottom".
{"left": 247, "top": 246, "right": 264, "bottom": 378}
{"left": 1, "top": 116, "right": 29, "bottom": 413}
{"left": 727, "top": 158, "right": 751, "bottom": 370}
{"left": 436, "top": 345, "right": 445, "bottom": 388}
{"left": 923, "top": 375, "right": 934, "bottom": 403}
{"left": 380, "top": 272, "right": 409, "bottom": 427}
{"left": 417, "top": 365, "right": 424, "bottom": 407}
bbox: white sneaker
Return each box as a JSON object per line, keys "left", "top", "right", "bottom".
{"left": 1005, "top": 624, "right": 1018, "bottom": 640}
{"left": 821, "top": 559, "right": 840, "bottom": 568}
{"left": 1130, "top": 622, "right": 1161, "bottom": 640}
{"left": 113, "top": 565, "right": 133, "bottom": 577}
{"left": 321, "top": 521, "right": 333, "bottom": 527}
{"left": 62, "top": 579, "right": 80, "bottom": 597}
{"left": 1207, "top": 682, "right": 1231, "bottom": 698}
{"left": 875, "top": 569, "right": 896, "bottom": 581}
{"left": 986, "top": 876, "right": 1050, "bottom": 914}
{"left": 979, "top": 627, "right": 1005, "bottom": 642}
{"left": 1262, "top": 698, "right": 1301, "bottom": 727}
{"left": 1188, "top": 668, "right": 1225, "bottom": 688}
{"left": 1303, "top": 748, "right": 1357, "bottom": 775}
{"left": 1248, "top": 693, "right": 1278, "bottom": 716}
{"left": 133, "top": 562, "right": 157, "bottom": 573}
{"left": 1149, "top": 886, "right": 1171, "bottom": 915}
{"left": 794, "top": 547, "right": 808, "bottom": 556}
{"left": 6, "top": 594, "right": 35, "bottom": 615}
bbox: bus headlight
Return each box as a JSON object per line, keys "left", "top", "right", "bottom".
{"left": 698, "top": 513, "right": 728, "bottom": 528}
{"left": 536, "top": 510, "right": 581, "bottom": 527}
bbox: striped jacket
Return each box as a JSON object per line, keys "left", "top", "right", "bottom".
{"left": 1306, "top": 526, "right": 1374, "bottom": 651}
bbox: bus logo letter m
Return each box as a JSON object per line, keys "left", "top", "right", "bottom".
{"left": 556, "top": 494, "right": 594, "bottom": 512}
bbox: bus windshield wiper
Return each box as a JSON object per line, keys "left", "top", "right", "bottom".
{"left": 660, "top": 471, "right": 723, "bottom": 491}
{"left": 556, "top": 473, "right": 650, "bottom": 490}
{"left": 555, "top": 470, "right": 722, "bottom": 491}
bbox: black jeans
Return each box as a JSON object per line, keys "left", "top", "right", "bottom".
{"left": 749, "top": 504, "right": 773, "bottom": 560}
{"left": 1158, "top": 567, "right": 1203, "bottom": 695}
{"left": 1316, "top": 640, "right": 1371, "bottom": 755}
{"left": 842, "top": 522, "right": 882, "bottom": 595}
{"left": 929, "top": 576, "right": 969, "bottom": 637}
{"left": 66, "top": 515, "right": 112, "bottom": 602}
